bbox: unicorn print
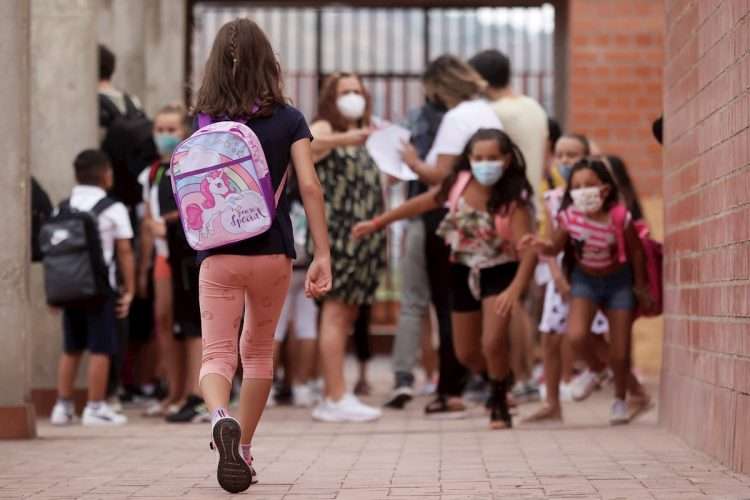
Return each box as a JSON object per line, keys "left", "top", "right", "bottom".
{"left": 186, "top": 170, "right": 240, "bottom": 239}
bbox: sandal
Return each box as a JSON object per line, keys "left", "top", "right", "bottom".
{"left": 424, "top": 396, "right": 467, "bottom": 419}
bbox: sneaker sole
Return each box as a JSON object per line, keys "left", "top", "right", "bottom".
{"left": 213, "top": 418, "right": 253, "bottom": 494}
{"left": 312, "top": 412, "right": 381, "bottom": 423}
{"left": 384, "top": 393, "right": 413, "bottom": 409}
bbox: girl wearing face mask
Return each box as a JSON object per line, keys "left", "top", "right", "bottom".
{"left": 308, "top": 73, "right": 386, "bottom": 423}
{"left": 354, "top": 129, "right": 537, "bottom": 430}
{"left": 136, "top": 103, "right": 189, "bottom": 417}
{"left": 520, "top": 158, "right": 652, "bottom": 425}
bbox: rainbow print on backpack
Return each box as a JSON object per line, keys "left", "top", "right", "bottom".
{"left": 171, "top": 114, "right": 287, "bottom": 251}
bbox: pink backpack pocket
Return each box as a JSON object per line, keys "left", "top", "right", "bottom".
{"left": 171, "top": 115, "right": 287, "bottom": 251}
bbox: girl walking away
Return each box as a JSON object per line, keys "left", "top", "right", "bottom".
{"left": 520, "top": 158, "right": 652, "bottom": 425}
{"left": 354, "top": 129, "right": 537, "bottom": 429}
{"left": 192, "top": 19, "right": 331, "bottom": 493}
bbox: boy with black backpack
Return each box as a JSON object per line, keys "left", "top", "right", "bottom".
{"left": 44, "top": 150, "right": 135, "bottom": 426}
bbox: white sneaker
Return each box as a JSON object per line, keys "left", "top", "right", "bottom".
{"left": 292, "top": 384, "right": 318, "bottom": 408}
{"left": 610, "top": 399, "right": 629, "bottom": 425}
{"left": 50, "top": 401, "right": 76, "bottom": 426}
{"left": 539, "top": 383, "right": 574, "bottom": 402}
{"left": 82, "top": 402, "right": 128, "bottom": 426}
{"left": 107, "top": 396, "right": 124, "bottom": 413}
{"left": 570, "top": 370, "right": 599, "bottom": 401}
{"left": 312, "top": 394, "right": 381, "bottom": 422}
{"left": 559, "top": 382, "right": 574, "bottom": 402}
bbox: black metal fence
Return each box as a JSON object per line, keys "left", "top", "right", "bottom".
{"left": 189, "top": 3, "right": 556, "bottom": 122}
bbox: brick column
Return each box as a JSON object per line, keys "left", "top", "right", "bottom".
{"left": 662, "top": 0, "right": 750, "bottom": 473}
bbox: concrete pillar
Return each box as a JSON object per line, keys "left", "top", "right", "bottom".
{"left": 143, "top": 0, "right": 187, "bottom": 114}
{"left": 97, "top": 0, "right": 148, "bottom": 107}
{"left": 0, "top": 0, "right": 35, "bottom": 439}
{"left": 98, "top": 0, "right": 186, "bottom": 115}
{"left": 29, "top": 0, "right": 98, "bottom": 415}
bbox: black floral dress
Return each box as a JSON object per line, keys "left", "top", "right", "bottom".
{"left": 310, "top": 145, "right": 386, "bottom": 305}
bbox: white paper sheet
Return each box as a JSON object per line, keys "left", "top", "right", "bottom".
{"left": 365, "top": 124, "right": 418, "bottom": 181}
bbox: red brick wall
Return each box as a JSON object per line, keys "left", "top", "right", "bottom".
{"left": 661, "top": 0, "right": 750, "bottom": 473}
{"left": 566, "top": 0, "right": 664, "bottom": 197}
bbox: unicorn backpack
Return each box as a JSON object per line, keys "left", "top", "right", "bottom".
{"left": 171, "top": 114, "right": 287, "bottom": 251}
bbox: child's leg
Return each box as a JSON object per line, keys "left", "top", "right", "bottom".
{"left": 237, "top": 255, "right": 291, "bottom": 445}
{"left": 57, "top": 352, "right": 82, "bottom": 399}
{"left": 451, "top": 311, "right": 484, "bottom": 373}
{"left": 523, "top": 333, "right": 564, "bottom": 422}
{"left": 291, "top": 281, "right": 318, "bottom": 384}
{"left": 319, "top": 299, "right": 359, "bottom": 400}
{"left": 154, "top": 274, "right": 182, "bottom": 404}
{"left": 566, "top": 298, "right": 599, "bottom": 358}
{"left": 480, "top": 297, "right": 512, "bottom": 380}
{"left": 88, "top": 354, "right": 111, "bottom": 402}
{"left": 604, "top": 309, "right": 634, "bottom": 401}
{"left": 560, "top": 335, "right": 575, "bottom": 383}
{"left": 197, "top": 256, "right": 245, "bottom": 412}
{"left": 420, "top": 311, "right": 438, "bottom": 382}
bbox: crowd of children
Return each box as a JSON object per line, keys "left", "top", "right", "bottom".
{"left": 39, "top": 22, "right": 661, "bottom": 494}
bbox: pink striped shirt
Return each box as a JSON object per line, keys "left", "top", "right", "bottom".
{"left": 557, "top": 206, "right": 631, "bottom": 269}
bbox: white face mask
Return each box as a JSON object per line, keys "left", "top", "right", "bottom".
{"left": 570, "top": 187, "right": 604, "bottom": 213}
{"left": 336, "top": 93, "right": 366, "bottom": 120}
{"left": 470, "top": 161, "right": 504, "bottom": 186}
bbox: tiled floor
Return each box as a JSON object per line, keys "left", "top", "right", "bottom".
{"left": 2, "top": 359, "right": 749, "bottom": 499}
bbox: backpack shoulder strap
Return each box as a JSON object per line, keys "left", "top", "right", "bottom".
{"left": 122, "top": 94, "right": 141, "bottom": 119}
{"left": 610, "top": 203, "right": 628, "bottom": 264}
{"left": 91, "top": 197, "right": 118, "bottom": 217}
{"left": 494, "top": 204, "right": 515, "bottom": 241}
{"left": 274, "top": 168, "right": 290, "bottom": 207}
{"left": 447, "top": 171, "right": 473, "bottom": 212}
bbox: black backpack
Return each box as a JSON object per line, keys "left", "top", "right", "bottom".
{"left": 31, "top": 176, "right": 53, "bottom": 262}
{"left": 39, "top": 197, "right": 117, "bottom": 308}
{"left": 99, "top": 93, "right": 157, "bottom": 207}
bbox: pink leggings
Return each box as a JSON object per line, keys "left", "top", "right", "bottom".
{"left": 198, "top": 254, "right": 291, "bottom": 384}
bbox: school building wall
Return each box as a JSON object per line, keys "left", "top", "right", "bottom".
{"left": 566, "top": 0, "right": 666, "bottom": 376}
{"left": 661, "top": 0, "right": 750, "bottom": 473}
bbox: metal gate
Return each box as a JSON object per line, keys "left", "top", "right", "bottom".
{"left": 189, "top": 3, "right": 556, "bottom": 122}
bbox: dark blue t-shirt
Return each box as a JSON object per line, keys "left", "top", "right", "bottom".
{"left": 197, "top": 104, "right": 312, "bottom": 263}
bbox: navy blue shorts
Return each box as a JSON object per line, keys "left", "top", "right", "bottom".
{"left": 570, "top": 265, "right": 635, "bottom": 311}
{"left": 62, "top": 298, "right": 118, "bottom": 355}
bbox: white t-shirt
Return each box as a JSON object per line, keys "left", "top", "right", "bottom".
{"left": 138, "top": 167, "right": 169, "bottom": 257}
{"left": 425, "top": 99, "right": 504, "bottom": 166}
{"left": 69, "top": 185, "right": 134, "bottom": 287}
{"left": 491, "top": 95, "right": 548, "bottom": 197}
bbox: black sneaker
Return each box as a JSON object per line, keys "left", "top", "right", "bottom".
{"left": 166, "top": 395, "right": 210, "bottom": 423}
{"left": 424, "top": 396, "right": 468, "bottom": 419}
{"left": 384, "top": 385, "right": 414, "bottom": 409}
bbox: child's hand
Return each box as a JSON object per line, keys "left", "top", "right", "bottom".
{"left": 494, "top": 286, "right": 521, "bottom": 317}
{"left": 148, "top": 219, "right": 167, "bottom": 238}
{"left": 553, "top": 275, "right": 571, "bottom": 300}
{"left": 517, "top": 234, "right": 538, "bottom": 253}
{"left": 352, "top": 220, "right": 379, "bottom": 239}
{"left": 116, "top": 292, "right": 134, "bottom": 319}
{"left": 401, "top": 142, "right": 419, "bottom": 169}
{"left": 634, "top": 286, "right": 655, "bottom": 313}
{"left": 305, "top": 255, "right": 332, "bottom": 299}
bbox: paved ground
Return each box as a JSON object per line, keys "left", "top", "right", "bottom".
{"left": 2, "top": 359, "right": 750, "bottom": 500}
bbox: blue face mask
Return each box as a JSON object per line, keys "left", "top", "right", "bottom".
{"left": 558, "top": 163, "right": 574, "bottom": 183}
{"left": 154, "top": 134, "right": 181, "bottom": 157}
{"left": 470, "top": 161, "right": 504, "bottom": 186}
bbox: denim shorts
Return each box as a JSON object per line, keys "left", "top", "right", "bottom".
{"left": 570, "top": 265, "right": 635, "bottom": 311}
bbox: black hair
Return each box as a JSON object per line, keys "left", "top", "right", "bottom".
{"left": 99, "top": 44, "right": 116, "bottom": 81}
{"left": 560, "top": 157, "right": 620, "bottom": 214}
{"left": 603, "top": 155, "right": 644, "bottom": 221}
{"left": 468, "top": 49, "right": 511, "bottom": 89}
{"left": 74, "top": 149, "right": 111, "bottom": 185}
{"left": 652, "top": 115, "right": 663, "bottom": 144}
{"left": 547, "top": 118, "right": 562, "bottom": 153}
{"left": 559, "top": 133, "right": 591, "bottom": 156}
{"left": 437, "top": 128, "right": 533, "bottom": 215}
